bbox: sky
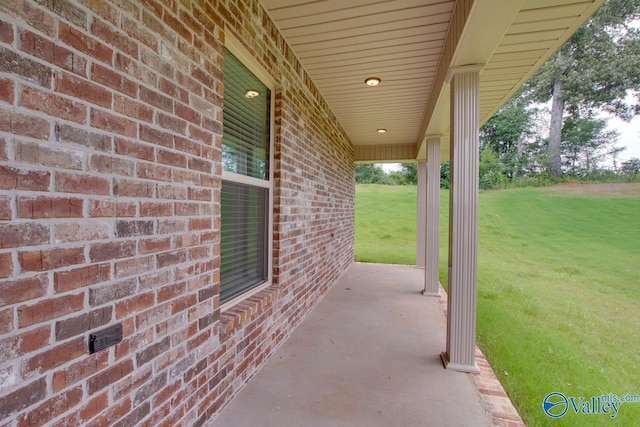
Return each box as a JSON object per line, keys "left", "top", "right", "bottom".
{"left": 607, "top": 115, "right": 640, "bottom": 160}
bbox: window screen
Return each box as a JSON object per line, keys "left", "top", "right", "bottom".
{"left": 221, "top": 48, "right": 271, "bottom": 304}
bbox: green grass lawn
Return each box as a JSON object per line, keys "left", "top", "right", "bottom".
{"left": 355, "top": 184, "right": 640, "bottom": 426}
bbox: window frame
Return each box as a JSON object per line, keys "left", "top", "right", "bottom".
{"left": 220, "top": 35, "right": 275, "bottom": 311}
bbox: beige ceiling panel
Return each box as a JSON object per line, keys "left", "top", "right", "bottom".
{"left": 292, "top": 23, "right": 450, "bottom": 53}
{"left": 301, "top": 41, "right": 443, "bottom": 66}
{"left": 285, "top": 13, "right": 451, "bottom": 44}
{"left": 261, "top": 0, "right": 604, "bottom": 162}
{"left": 276, "top": 0, "right": 451, "bottom": 32}
{"left": 501, "top": 29, "right": 567, "bottom": 45}
{"left": 522, "top": 0, "right": 591, "bottom": 9}
{"left": 493, "top": 40, "right": 556, "bottom": 54}
{"left": 508, "top": 17, "right": 576, "bottom": 33}
{"left": 514, "top": 3, "right": 592, "bottom": 24}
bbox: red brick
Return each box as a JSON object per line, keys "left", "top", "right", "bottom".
{"left": 59, "top": 22, "right": 113, "bottom": 64}
{"left": 158, "top": 112, "right": 187, "bottom": 134}
{"left": 89, "top": 199, "right": 136, "bottom": 217}
{"left": 0, "top": 108, "right": 51, "bottom": 139}
{"left": 0, "top": 78, "right": 15, "bottom": 104}
{"left": 115, "top": 137, "right": 155, "bottom": 161}
{"left": 38, "top": 0, "right": 87, "bottom": 28}
{"left": 0, "top": 325, "right": 50, "bottom": 360}
{"left": 140, "top": 201, "right": 172, "bottom": 217}
{"left": 137, "top": 162, "right": 172, "bottom": 182}
{"left": 114, "top": 95, "right": 153, "bottom": 122}
{"left": 23, "top": 336, "right": 85, "bottom": 377}
{"left": 90, "top": 108, "right": 137, "bottom": 137}
{"left": 0, "top": 378, "right": 46, "bottom": 419}
{"left": 79, "top": 392, "right": 109, "bottom": 423}
{"left": 0, "top": 45, "right": 52, "bottom": 88}
{"left": 86, "top": 359, "right": 134, "bottom": 395}
{"left": 0, "top": 307, "right": 13, "bottom": 333}
{"left": 0, "top": 135, "right": 7, "bottom": 161}
{"left": 16, "top": 386, "right": 83, "bottom": 427}
{"left": 91, "top": 18, "right": 139, "bottom": 58}
{"left": 89, "top": 279, "right": 136, "bottom": 306}
{"left": 0, "top": 20, "right": 14, "bottom": 44}
{"left": 20, "top": 29, "right": 86, "bottom": 76}
{"left": 0, "top": 275, "right": 47, "bottom": 306}
{"left": 113, "top": 178, "right": 154, "bottom": 198}
{"left": 157, "top": 148, "right": 186, "bottom": 168}
{"left": 20, "top": 2, "right": 57, "bottom": 38}
{"left": 19, "top": 247, "right": 85, "bottom": 271}
{"left": 54, "top": 263, "right": 111, "bottom": 293}
{"left": 136, "top": 336, "right": 170, "bottom": 367}
{"left": 18, "top": 196, "right": 83, "bottom": 219}
{"left": 15, "top": 139, "right": 84, "bottom": 170}
{"left": 20, "top": 85, "right": 87, "bottom": 124}
{"left": 18, "top": 293, "right": 85, "bottom": 328}
{"left": 55, "top": 306, "right": 112, "bottom": 341}
{"left": 115, "top": 292, "right": 155, "bottom": 319}
{"left": 0, "top": 252, "right": 12, "bottom": 278}
{"left": 140, "top": 86, "right": 173, "bottom": 113}
{"left": 53, "top": 350, "right": 109, "bottom": 392}
{"left": 115, "top": 52, "right": 158, "bottom": 86}
{"left": 163, "top": 11, "right": 192, "bottom": 43}
{"left": 55, "top": 72, "right": 112, "bottom": 108}
{"left": 140, "top": 124, "right": 173, "bottom": 147}
{"left": 89, "top": 153, "right": 135, "bottom": 175}
{"left": 156, "top": 250, "right": 187, "bottom": 268}
{"left": 175, "top": 103, "right": 200, "bottom": 125}
{"left": 187, "top": 125, "right": 212, "bottom": 146}
{"left": 138, "top": 237, "right": 171, "bottom": 255}
{"left": 0, "top": 165, "right": 50, "bottom": 191}
{"left": 0, "top": 222, "right": 49, "bottom": 249}
{"left": 56, "top": 171, "right": 111, "bottom": 195}
{"left": 157, "top": 282, "right": 186, "bottom": 303}
{"left": 90, "top": 240, "right": 136, "bottom": 262}
{"left": 55, "top": 124, "right": 112, "bottom": 151}
{"left": 91, "top": 63, "right": 137, "bottom": 97}
{"left": 159, "top": 78, "right": 188, "bottom": 104}
{"left": 189, "top": 217, "right": 211, "bottom": 231}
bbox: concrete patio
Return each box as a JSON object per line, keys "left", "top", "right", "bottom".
{"left": 212, "top": 263, "right": 521, "bottom": 427}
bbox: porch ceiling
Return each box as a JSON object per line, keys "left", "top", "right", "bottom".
{"left": 260, "top": 0, "right": 605, "bottom": 163}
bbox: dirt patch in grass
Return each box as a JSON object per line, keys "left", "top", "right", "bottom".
{"left": 547, "top": 182, "right": 640, "bottom": 198}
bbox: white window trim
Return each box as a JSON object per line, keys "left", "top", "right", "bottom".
{"left": 220, "top": 34, "right": 276, "bottom": 312}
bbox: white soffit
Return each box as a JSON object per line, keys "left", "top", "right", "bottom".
{"left": 261, "top": 0, "right": 456, "bottom": 148}
{"left": 261, "top": 0, "right": 605, "bottom": 160}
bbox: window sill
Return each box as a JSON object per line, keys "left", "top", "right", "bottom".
{"left": 219, "top": 284, "right": 281, "bottom": 340}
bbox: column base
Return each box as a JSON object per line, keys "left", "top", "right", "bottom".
{"left": 440, "top": 352, "right": 480, "bottom": 374}
{"left": 421, "top": 289, "right": 439, "bottom": 297}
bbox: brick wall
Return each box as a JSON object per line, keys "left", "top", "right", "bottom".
{"left": 0, "top": 0, "right": 355, "bottom": 425}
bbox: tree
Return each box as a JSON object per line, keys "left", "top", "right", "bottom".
{"left": 355, "top": 164, "right": 387, "bottom": 184}
{"left": 525, "top": 0, "right": 640, "bottom": 178}
{"left": 480, "top": 96, "right": 534, "bottom": 179}
{"left": 561, "top": 115, "right": 619, "bottom": 177}
{"left": 400, "top": 163, "right": 418, "bottom": 185}
{"left": 621, "top": 157, "right": 640, "bottom": 177}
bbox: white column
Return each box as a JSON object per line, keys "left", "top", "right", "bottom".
{"left": 442, "top": 66, "right": 482, "bottom": 373}
{"left": 416, "top": 161, "right": 426, "bottom": 268}
{"left": 422, "top": 136, "right": 440, "bottom": 296}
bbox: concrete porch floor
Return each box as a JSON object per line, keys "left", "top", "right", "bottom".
{"left": 212, "top": 263, "right": 516, "bottom": 427}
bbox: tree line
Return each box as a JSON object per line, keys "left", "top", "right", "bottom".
{"left": 357, "top": 0, "right": 640, "bottom": 189}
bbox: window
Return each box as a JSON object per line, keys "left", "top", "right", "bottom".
{"left": 220, "top": 46, "right": 273, "bottom": 305}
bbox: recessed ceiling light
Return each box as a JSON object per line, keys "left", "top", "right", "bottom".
{"left": 377, "top": 129, "right": 387, "bottom": 133}
{"left": 245, "top": 90, "right": 260, "bottom": 98}
{"left": 365, "top": 77, "right": 381, "bottom": 86}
